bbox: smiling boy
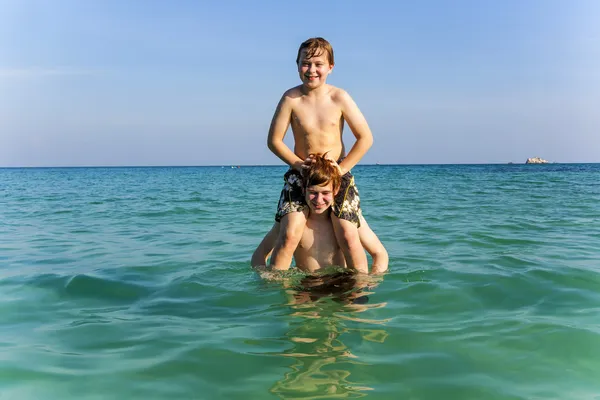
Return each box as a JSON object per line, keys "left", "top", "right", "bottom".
{"left": 267, "top": 37, "right": 374, "bottom": 273}
{"left": 252, "top": 154, "right": 388, "bottom": 274}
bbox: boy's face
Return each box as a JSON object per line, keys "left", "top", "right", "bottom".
{"left": 305, "top": 182, "right": 336, "bottom": 215}
{"left": 297, "top": 49, "right": 333, "bottom": 89}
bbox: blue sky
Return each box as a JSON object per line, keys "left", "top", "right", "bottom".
{"left": 1, "top": 0, "right": 598, "bottom": 166}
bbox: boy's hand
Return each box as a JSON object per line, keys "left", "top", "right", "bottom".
{"left": 300, "top": 155, "right": 316, "bottom": 172}
{"left": 323, "top": 154, "right": 344, "bottom": 175}
{"left": 292, "top": 159, "right": 306, "bottom": 173}
{"left": 292, "top": 157, "right": 314, "bottom": 174}
{"left": 298, "top": 154, "right": 345, "bottom": 175}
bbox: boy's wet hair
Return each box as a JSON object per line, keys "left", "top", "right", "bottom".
{"left": 296, "top": 37, "right": 334, "bottom": 66}
{"left": 302, "top": 153, "right": 341, "bottom": 193}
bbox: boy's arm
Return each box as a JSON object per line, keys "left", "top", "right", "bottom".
{"left": 358, "top": 216, "right": 389, "bottom": 275}
{"left": 337, "top": 90, "right": 374, "bottom": 175}
{"left": 267, "top": 93, "right": 304, "bottom": 172}
{"left": 251, "top": 223, "right": 279, "bottom": 267}
{"left": 252, "top": 224, "right": 293, "bottom": 281}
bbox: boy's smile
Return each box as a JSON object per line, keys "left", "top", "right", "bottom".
{"left": 297, "top": 49, "right": 333, "bottom": 89}
{"left": 305, "top": 182, "right": 336, "bottom": 216}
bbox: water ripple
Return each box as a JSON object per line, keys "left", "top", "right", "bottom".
{"left": 1, "top": 164, "right": 600, "bottom": 398}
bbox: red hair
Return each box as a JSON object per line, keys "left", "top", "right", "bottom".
{"left": 296, "top": 37, "right": 334, "bottom": 65}
{"left": 302, "top": 153, "right": 341, "bottom": 193}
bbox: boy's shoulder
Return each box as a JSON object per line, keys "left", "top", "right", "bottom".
{"left": 328, "top": 85, "right": 351, "bottom": 102}
{"left": 281, "top": 84, "right": 351, "bottom": 101}
{"left": 281, "top": 85, "right": 304, "bottom": 99}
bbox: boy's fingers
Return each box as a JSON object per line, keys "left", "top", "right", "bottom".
{"left": 324, "top": 157, "right": 339, "bottom": 168}
{"left": 301, "top": 157, "right": 315, "bottom": 168}
{"left": 325, "top": 158, "right": 343, "bottom": 173}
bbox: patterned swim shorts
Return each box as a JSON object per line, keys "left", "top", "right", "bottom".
{"left": 274, "top": 168, "right": 362, "bottom": 227}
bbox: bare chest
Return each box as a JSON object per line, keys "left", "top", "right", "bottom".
{"left": 291, "top": 102, "right": 343, "bottom": 134}
{"left": 296, "top": 218, "right": 340, "bottom": 265}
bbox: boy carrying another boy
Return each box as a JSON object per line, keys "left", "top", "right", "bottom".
{"left": 267, "top": 37, "right": 375, "bottom": 274}
{"left": 253, "top": 154, "right": 388, "bottom": 274}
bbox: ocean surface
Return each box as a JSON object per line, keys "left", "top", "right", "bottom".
{"left": 1, "top": 163, "right": 599, "bottom": 399}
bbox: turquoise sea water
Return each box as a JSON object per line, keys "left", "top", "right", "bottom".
{"left": 1, "top": 163, "right": 600, "bottom": 399}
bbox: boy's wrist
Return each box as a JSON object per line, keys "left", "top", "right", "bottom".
{"left": 291, "top": 160, "right": 304, "bottom": 172}
{"left": 338, "top": 163, "right": 349, "bottom": 175}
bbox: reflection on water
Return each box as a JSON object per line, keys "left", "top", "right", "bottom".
{"left": 269, "top": 272, "right": 389, "bottom": 399}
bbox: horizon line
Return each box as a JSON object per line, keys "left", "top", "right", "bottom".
{"left": 1, "top": 162, "right": 597, "bottom": 169}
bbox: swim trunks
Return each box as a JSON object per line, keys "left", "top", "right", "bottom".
{"left": 274, "top": 166, "right": 362, "bottom": 227}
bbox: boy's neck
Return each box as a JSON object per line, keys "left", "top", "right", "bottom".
{"left": 301, "top": 83, "right": 330, "bottom": 97}
{"left": 308, "top": 209, "right": 332, "bottom": 221}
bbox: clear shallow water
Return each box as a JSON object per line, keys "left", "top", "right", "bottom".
{"left": 1, "top": 164, "right": 599, "bottom": 399}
